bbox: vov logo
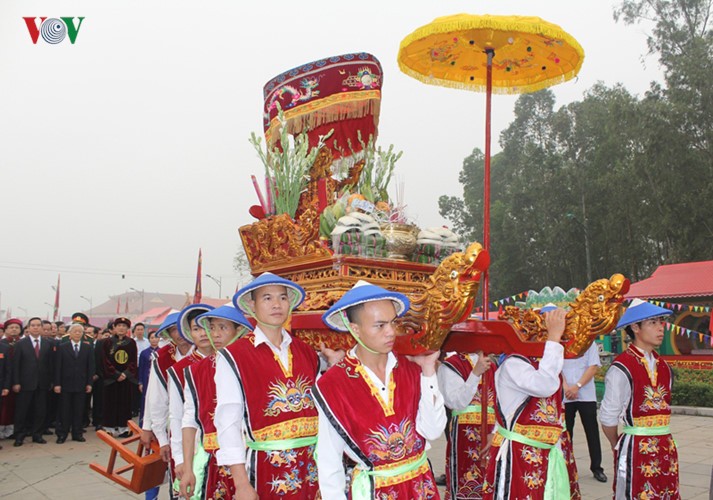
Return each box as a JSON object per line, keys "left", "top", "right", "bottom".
{"left": 23, "top": 17, "right": 85, "bottom": 45}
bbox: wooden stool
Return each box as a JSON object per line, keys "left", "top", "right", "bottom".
{"left": 89, "top": 420, "right": 167, "bottom": 493}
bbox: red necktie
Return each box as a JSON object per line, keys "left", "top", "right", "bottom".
{"left": 34, "top": 339, "right": 40, "bottom": 358}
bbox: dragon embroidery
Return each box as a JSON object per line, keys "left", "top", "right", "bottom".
{"left": 365, "top": 418, "right": 422, "bottom": 462}
{"left": 264, "top": 375, "right": 314, "bottom": 417}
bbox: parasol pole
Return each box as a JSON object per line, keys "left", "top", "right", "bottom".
{"left": 482, "top": 48, "right": 494, "bottom": 321}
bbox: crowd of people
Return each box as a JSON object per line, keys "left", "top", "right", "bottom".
{"left": 0, "top": 313, "right": 156, "bottom": 447}
{"left": 0, "top": 275, "right": 679, "bottom": 500}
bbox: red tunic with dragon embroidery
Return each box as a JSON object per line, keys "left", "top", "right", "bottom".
{"left": 221, "top": 332, "right": 320, "bottom": 498}
{"left": 185, "top": 355, "right": 235, "bottom": 500}
{"left": 442, "top": 353, "right": 496, "bottom": 500}
{"left": 610, "top": 345, "right": 679, "bottom": 500}
{"left": 482, "top": 355, "right": 580, "bottom": 500}
{"left": 151, "top": 344, "right": 179, "bottom": 497}
{"left": 314, "top": 353, "right": 440, "bottom": 500}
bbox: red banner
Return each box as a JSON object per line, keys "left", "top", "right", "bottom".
{"left": 193, "top": 248, "right": 202, "bottom": 304}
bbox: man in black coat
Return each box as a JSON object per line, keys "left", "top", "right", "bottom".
{"left": 12, "top": 317, "right": 55, "bottom": 446}
{"left": 54, "top": 323, "right": 95, "bottom": 443}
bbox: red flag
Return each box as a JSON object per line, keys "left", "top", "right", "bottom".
{"left": 193, "top": 248, "right": 203, "bottom": 304}
{"left": 53, "top": 274, "right": 60, "bottom": 321}
{"left": 116, "top": 296, "right": 120, "bottom": 314}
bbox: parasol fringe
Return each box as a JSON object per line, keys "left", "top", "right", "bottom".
{"left": 265, "top": 94, "right": 380, "bottom": 144}
{"left": 398, "top": 62, "right": 575, "bottom": 95}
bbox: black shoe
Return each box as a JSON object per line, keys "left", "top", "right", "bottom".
{"left": 56, "top": 436, "right": 66, "bottom": 444}
{"left": 13, "top": 440, "right": 23, "bottom": 447}
{"left": 42, "top": 429, "right": 53, "bottom": 436}
{"left": 593, "top": 470, "right": 608, "bottom": 483}
{"left": 435, "top": 473, "right": 446, "bottom": 486}
{"left": 32, "top": 436, "right": 47, "bottom": 444}
{"left": 95, "top": 425, "right": 104, "bottom": 432}
{"left": 118, "top": 431, "right": 131, "bottom": 438}
{"left": 72, "top": 436, "right": 86, "bottom": 442}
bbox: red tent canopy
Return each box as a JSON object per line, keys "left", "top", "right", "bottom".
{"left": 626, "top": 260, "right": 713, "bottom": 299}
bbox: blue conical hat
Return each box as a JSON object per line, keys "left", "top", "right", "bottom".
{"left": 616, "top": 298, "right": 672, "bottom": 329}
{"left": 177, "top": 303, "right": 215, "bottom": 344}
{"left": 196, "top": 304, "right": 253, "bottom": 334}
{"left": 156, "top": 312, "right": 180, "bottom": 340}
{"left": 232, "top": 272, "right": 305, "bottom": 314}
{"left": 322, "top": 280, "right": 410, "bottom": 332}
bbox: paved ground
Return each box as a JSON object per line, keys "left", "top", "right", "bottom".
{"left": 1, "top": 413, "right": 711, "bottom": 499}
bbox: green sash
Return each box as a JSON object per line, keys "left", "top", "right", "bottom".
{"left": 172, "top": 443, "right": 210, "bottom": 500}
{"left": 351, "top": 451, "right": 428, "bottom": 500}
{"left": 246, "top": 435, "right": 317, "bottom": 451}
{"left": 496, "top": 426, "right": 569, "bottom": 500}
{"left": 452, "top": 404, "right": 495, "bottom": 416}
{"left": 622, "top": 425, "right": 670, "bottom": 436}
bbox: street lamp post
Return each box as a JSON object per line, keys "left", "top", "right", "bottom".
{"left": 80, "top": 295, "right": 93, "bottom": 314}
{"left": 206, "top": 274, "right": 222, "bottom": 299}
{"left": 129, "top": 288, "right": 145, "bottom": 314}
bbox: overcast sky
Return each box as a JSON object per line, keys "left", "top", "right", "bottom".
{"left": 0, "top": 0, "right": 660, "bottom": 319}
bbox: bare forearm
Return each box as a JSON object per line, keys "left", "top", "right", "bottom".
{"left": 601, "top": 424, "right": 619, "bottom": 450}
{"left": 182, "top": 427, "right": 197, "bottom": 471}
{"left": 579, "top": 365, "right": 599, "bottom": 386}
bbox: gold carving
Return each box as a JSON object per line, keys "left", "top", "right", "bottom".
{"left": 239, "top": 212, "right": 330, "bottom": 271}
{"left": 398, "top": 242, "right": 489, "bottom": 351}
{"left": 294, "top": 329, "right": 355, "bottom": 351}
{"left": 499, "top": 274, "right": 629, "bottom": 358}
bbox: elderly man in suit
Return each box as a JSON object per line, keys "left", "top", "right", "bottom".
{"left": 12, "top": 317, "right": 55, "bottom": 446}
{"left": 54, "top": 323, "right": 95, "bottom": 443}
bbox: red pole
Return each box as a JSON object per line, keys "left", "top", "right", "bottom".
{"left": 482, "top": 49, "right": 493, "bottom": 320}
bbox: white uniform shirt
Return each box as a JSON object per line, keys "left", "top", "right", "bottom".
{"left": 562, "top": 342, "right": 601, "bottom": 403}
{"left": 493, "top": 341, "right": 564, "bottom": 499}
{"left": 168, "top": 351, "right": 204, "bottom": 466}
{"left": 438, "top": 353, "right": 483, "bottom": 410}
{"left": 214, "top": 326, "right": 293, "bottom": 467}
{"left": 182, "top": 373, "right": 200, "bottom": 431}
{"left": 316, "top": 348, "right": 447, "bottom": 500}
{"left": 147, "top": 345, "right": 191, "bottom": 446}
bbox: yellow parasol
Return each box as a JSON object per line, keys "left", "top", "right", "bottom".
{"left": 398, "top": 13, "right": 584, "bottom": 318}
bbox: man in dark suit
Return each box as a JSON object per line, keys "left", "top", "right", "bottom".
{"left": 12, "top": 317, "right": 55, "bottom": 446}
{"left": 54, "top": 323, "right": 95, "bottom": 443}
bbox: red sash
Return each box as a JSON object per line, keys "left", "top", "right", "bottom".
{"left": 315, "top": 353, "right": 439, "bottom": 499}
{"left": 611, "top": 345, "right": 679, "bottom": 499}
{"left": 221, "top": 331, "right": 320, "bottom": 498}
{"left": 185, "top": 355, "right": 235, "bottom": 500}
{"left": 442, "top": 353, "right": 496, "bottom": 500}
{"left": 482, "top": 355, "right": 580, "bottom": 500}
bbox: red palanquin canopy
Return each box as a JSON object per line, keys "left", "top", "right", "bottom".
{"left": 263, "top": 52, "right": 382, "bottom": 158}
